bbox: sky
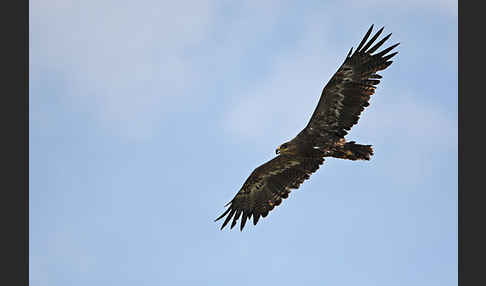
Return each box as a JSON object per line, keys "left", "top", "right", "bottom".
{"left": 30, "top": 1, "right": 457, "bottom": 285}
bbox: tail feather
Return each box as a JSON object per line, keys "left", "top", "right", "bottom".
{"left": 333, "top": 141, "right": 373, "bottom": 161}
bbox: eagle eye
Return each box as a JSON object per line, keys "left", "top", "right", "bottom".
{"left": 281, "top": 143, "right": 288, "bottom": 149}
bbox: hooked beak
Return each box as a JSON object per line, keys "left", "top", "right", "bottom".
{"left": 276, "top": 147, "right": 280, "bottom": 154}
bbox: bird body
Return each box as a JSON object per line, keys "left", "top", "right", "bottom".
{"left": 216, "top": 25, "right": 399, "bottom": 231}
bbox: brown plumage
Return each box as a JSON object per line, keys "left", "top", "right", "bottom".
{"left": 215, "top": 25, "right": 399, "bottom": 231}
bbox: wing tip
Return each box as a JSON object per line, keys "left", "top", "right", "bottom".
{"left": 214, "top": 205, "right": 232, "bottom": 222}
{"left": 347, "top": 47, "right": 353, "bottom": 58}
{"left": 355, "top": 24, "right": 375, "bottom": 53}
{"left": 224, "top": 200, "right": 232, "bottom": 207}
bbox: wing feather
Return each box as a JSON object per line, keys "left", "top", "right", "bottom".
{"left": 215, "top": 155, "right": 324, "bottom": 231}
{"left": 297, "top": 25, "right": 399, "bottom": 141}
{"left": 355, "top": 24, "right": 374, "bottom": 52}
{"left": 360, "top": 26, "right": 384, "bottom": 53}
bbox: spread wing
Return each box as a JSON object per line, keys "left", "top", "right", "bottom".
{"left": 298, "top": 25, "right": 399, "bottom": 141}
{"left": 215, "top": 155, "right": 324, "bottom": 231}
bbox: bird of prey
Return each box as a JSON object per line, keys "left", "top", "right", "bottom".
{"left": 215, "top": 25, "right": 399, "bottom": 231}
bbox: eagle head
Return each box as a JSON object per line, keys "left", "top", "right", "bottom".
{"left": 276, "top": 142, "right": 293, "bottom": 155}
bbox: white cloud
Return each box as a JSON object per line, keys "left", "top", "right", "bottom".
{"left": 349, "top": 0, "right": 457, "bottom": 17}
{"left": 30, "top": 0, "right": 215, "bottom": 139}
{"left": 30, "top": 0, "right": 456, "bottom": 140}
{"left": 357, "top": 89, "right": 457, "bottom": 147}
{"left": 222, "top": 18, "right": 343, "bottom": 144}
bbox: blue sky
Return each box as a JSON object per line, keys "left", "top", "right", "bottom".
{"left": 30, "top": 1, "right": 457, "bottom": 285}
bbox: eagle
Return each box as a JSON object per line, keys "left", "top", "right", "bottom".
{"left": 215, "top": 25, "right": 399, "bottom": 231}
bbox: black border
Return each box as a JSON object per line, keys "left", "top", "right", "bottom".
{"left": 459, "top": 1, "right": 483, "bottom": 285}
{"left": 4, "top": 0, "right": 29, "bottom": 284}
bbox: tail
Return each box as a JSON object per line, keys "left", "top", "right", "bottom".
{"left": 332, "top": 141, "right": 373, "bottom": 161}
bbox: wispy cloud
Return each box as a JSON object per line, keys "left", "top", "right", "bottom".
{"left": 222, "top": 16, "right": 341, "bottom": 144}
{"left": 30, "top": 0, "right": 215, "bottom": 139}
{"left": 30, "top": 0, "right": 456, "bottom": 140}
{"left": 349, "top": 0, "right": 457, "bottom": 17}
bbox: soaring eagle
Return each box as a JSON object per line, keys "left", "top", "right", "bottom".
{"left": 216, "top": 25, "right": 399, "bottom": 231}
